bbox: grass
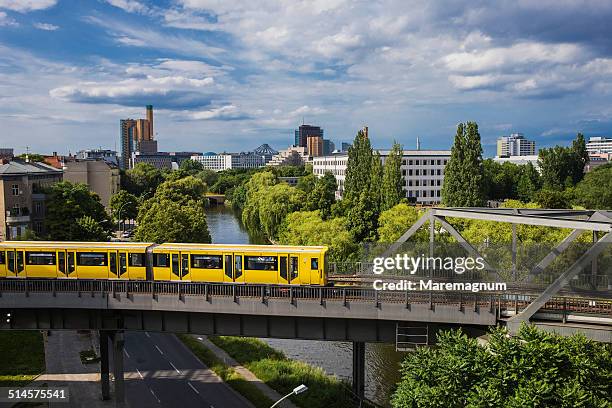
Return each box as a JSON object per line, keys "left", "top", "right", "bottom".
{"left": 177, "top": 334, "right": 274, "bottom": 408}
{"left": 208, "top": 336, "right": 355, "bottom": 408}
{"left": 0, "top": 331, "right": 45, "bottom": 387}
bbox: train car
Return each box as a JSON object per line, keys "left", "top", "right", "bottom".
{"left": 150, "top": 243, "right": 328, "bottom": 285}
{"left": 0, "top": 241, "right": 329, "bottom": 285}
{"left": 0, "top": 241, "right": 153, "bottom": 280}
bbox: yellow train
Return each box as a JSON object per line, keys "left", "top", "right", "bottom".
{"left": 0, "top": 241, "right": 328, "bottom": 285}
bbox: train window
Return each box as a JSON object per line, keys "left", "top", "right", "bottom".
{"left": 181, "top": 254, "right": 189, "bottom": 277}
{"left": 128, "top": 253, "right": 145, "bottom": 267}
{"left": 224, "top": 255, "right": 233, "bottom": 278}
{"left": 311, "top": 258, "right": 319, "bottom": 270}
{"left": 16, "top": 251, "right": 24, "bottom": 272}
{"left": 8, "top": 251, "right": 15, "bottom": 272}
{"left": 109, "top": 252, "right": 117, "bottom": 275}
{"left": 58, "top": 251, "right": 66, "bottom": 273}
{"left": 25, "top": 251, "right": 56, "bottom": 265}
{"left": 77, "top": 252, "right": 107, "bottom": 266}
{"left": 171, "top": 254, "right": 179, "bottom": 277}
{"left": 119, "top": 253, "right": 127, "bottom": 275}
{"left": 245, "top": 256, "right": 278, "bottom": 271}
{"left": 153, "top": 253, "right": 169, "bottom": 267}
{"left": 67, "top": 252, "right": 75, "bottom": 273}
{"left": 0, "top": 251, "right": 4, "bottom": 264}
{"left": 280, "top": 256, "right": 288, "bottom": 280}
{"left": 191, "top": 254, "right": 222, "bottom": 269}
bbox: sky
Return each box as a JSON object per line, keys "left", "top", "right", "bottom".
{"left": 1, "top": 0, "right": 612, "bottom": 157}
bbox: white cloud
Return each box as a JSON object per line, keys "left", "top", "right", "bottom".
{"left": 104, "top": 0, "right": 148, "bottom": 14}
{"left": 0, "top": 10, "right": 17, "bottom": 26}
{"left": 188, "top": 104, "right": 242, "bottom": 120}
{"left": 0, "top": 0, "right": 56, "bottom": 12}
{"left": 33, "top": 22, "right": 58, "bottom": 30}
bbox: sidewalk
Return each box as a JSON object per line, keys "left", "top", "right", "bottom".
{"left": 193, "top": 335, "right": 299, "bottom": 408}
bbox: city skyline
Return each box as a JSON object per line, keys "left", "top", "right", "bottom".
{"left": 2, "top": 1, "right": 612, "bottom": 156}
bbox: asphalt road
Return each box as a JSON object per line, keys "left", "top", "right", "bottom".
{"left": 121, "top": 331, "right": 253, "bottom": 408}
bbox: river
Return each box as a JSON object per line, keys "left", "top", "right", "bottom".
{"left": 205, "top": 205, "right": 407, "bottom": 406}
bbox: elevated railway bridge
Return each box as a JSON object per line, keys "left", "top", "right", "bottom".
{"left": 0, "top": 207, "right": 611, "bottom": 406}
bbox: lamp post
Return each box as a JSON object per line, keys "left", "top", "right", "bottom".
{"left": 114, "top": 201, "right": 134, "bottom": 235}
{"left": 270, "top": 384, "right": 308, "bottom": 408}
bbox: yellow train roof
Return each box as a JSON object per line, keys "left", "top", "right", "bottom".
{"left": 0, "top": 241, "right": 153, "bottom": 250}
{"left": 154, "top": 243, "right": 328, "bottom": 253}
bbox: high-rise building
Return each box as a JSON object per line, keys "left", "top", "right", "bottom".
{"left": 307, "top": 135, "right": 323, "bottom": 157}
{"left": 322, "top": 139, "right": 335, "bottom": 155}
{"left": 586, "top": 136, "right": 612, "bottom": 155}
{"left": 119, "top": 105, "right": 156, "bottom": 169}
{"left": 294, "top": 124, "right": 323, "bottom": 148}
{"left": 496, "top": 133, "right": 536, "bottom": 157}
{"left": 341, "top": 142, "right": 351, "bottom": 152}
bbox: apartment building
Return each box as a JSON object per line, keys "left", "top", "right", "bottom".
{"left": 62, "top": 159, "right": 120, "bottom": 209}
{"left": 0, "top": 160, "right": 63, "bottom": 240}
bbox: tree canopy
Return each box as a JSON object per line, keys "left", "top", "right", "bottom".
{"left": 44, "top": 181, "right": 111, "bottom": 241}
{"left": 392, "top": 325, "right": 612, "bottom": 408}
{"left": 305, "top": 172, "right": 337, "bottom": 219}
{"left": 110, "top": 190, "right": 138, "bottom": 222}
{"left": 538, "top": 133, "right": 589, "bottom": 191}
{"left": 122, "top": 162, "right": 164, "bottom": 197}
{"left": 573, "top": 163, "right": 612, "bottom": 210}
{"left": 382, "top": 141, "right": 404, "bottom": 211}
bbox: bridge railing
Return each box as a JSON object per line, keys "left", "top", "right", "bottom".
{"left": 1, "top": 279, "right": 610, "bottom": 317}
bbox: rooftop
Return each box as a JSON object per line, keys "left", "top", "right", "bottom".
{"left": 0, "top": 160, "right": 63, "bottom": 176}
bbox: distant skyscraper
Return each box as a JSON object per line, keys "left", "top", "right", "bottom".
{"left": 307, "top": 135, "right": 323, "bottom": 157}
{"left": 496, "top": 133, "right": 536, "bottom": 157}
{"left": 119, "top": 105, "right": 156, "bottom": 169}
{"left": 322, "top": 139, "right": 335, "bottom": 155}
{"left": 294, "top": 124, "right": 323, "bottom": 148}
{"left": 341, "top": 142, "right": 351, "bottom": 152}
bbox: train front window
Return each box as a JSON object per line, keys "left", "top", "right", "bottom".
{"left": 77, "top": 252, "right": 108, "bottom": 266}
{"left": 26, "top": 252, "right": 56, "bottom": 265}
{"left": 245, "top": 256, "right": 278, "bottom": 271}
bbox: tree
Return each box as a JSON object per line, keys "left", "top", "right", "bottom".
{"left": 242, "top": 172, "right": 278, "bottom": 232}
{"left": 343, "top": 129, "right": 373, "bottom": 205}
{"left": 573, "top": 163, "right": 612, "bottom": 209}
{"left": 278, "top": 211, "right": 359, "bottom": 263}
{"left": 122, "top": 163, "right": 163, "bottom": 197}
{"left": 442, "top": 122, "right": 485, "bottom": 207}
{"left": 17, "top": 153, "right": 45, "bottom": 162}
{"left": 296, "top": 173, "right": 317, "bottom": 195}
{"left": 195, "top": 169, "right": 219, "bottom": 188}
{"left": 517, "top": 162, "right": 541, "bottom": 202}
{"left": 306, "top": 172, "right": 336, "bottom": 218}
{"left": 135, "top": 177, "right": 211, "bottom": 243}
{"left": 391, "top": 325, "right": 612, "bottom": 408}
{"left": 257, "top": 183, "right": 305, "bottom": 239}
{"left": 538, "top": 133, "right": 589, "bottom": 191}
{"left": 378, "top": 203, "right": 427, "bottom": 243}
{"left": 534, "top": 189, "right": 571, "bottom": 209}
{"left": 110, "top": 190, "right": 138, "bottom": 223}
{"left": 382, "top": 141, "right": 404, "bottom": 211}
{"left": 370, "top": 150, "right": 384, "bottom": 217}
{"left": 346, "top": 190, "right": 378, "bottom": 242}
{"left": 44, "top": 182, "right": 112, "bottom": 241}
{"left": 179, "top": 159, "right": 204, "bottom": 174}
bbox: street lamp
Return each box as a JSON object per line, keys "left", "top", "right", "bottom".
{"left": 114, "top": 200, "right": 135, "bottom": 235}
{"left": 270, "top": 384, "right": 308, "bottom": 408}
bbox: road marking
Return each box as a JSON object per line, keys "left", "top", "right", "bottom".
{"left": 145, "top": 332, "right": 151, "bottom": 338}
{"left": 154, "top": 345, "right": 164, "bottom": 355}
{"left": 136, "top": 368, "right": 144, "bottom": 379}
{"left": 124, "top": 349, "right": 130, "bottom": 358}
{"left": 149, "top": 388, "right": 161, "bottom": 403}
{"left": 169, "top": 361, "right": 180, "bottom": 374}
{"left": 188, "top": 382, "right": 199, "bottom": 395}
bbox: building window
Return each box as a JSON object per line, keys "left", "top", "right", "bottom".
{"left": 408, "top": 169, "right": 413, "bottom": 176}
{"left": 437, "top": 169, "right": 441, "bottom": 176}
{"left": 408, "top": 160, "right": 413, "bottom": 165}
{"left": 11, "top": 184, "right": 19, "bottom": 196}
{"left": 35, "top": 221, "right": 43, "bottom": 234}
{"left": 437, "top": 160, "right": 441, "bottom": 165}
{"left": 34, "top": 201, "right": 43, "bottom": 215}
{"left": 415, "top": 160, "right": 420, "bottom": 165}
{"left": 415, "top": 169, "right": 419, "bottom": 176}
{"left": 408, "top": 180, "right": 413, "bottom": 186}
{"left": 431, "top": 160, "right": 435, "bottom": 165}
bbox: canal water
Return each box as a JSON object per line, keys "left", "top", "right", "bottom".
{"left": 205, "top": 205, "right": 407, "bottom": 406}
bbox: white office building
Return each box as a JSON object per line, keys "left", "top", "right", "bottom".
{"left": 493, "top": 155, "right": 540, "bottom": 170}
{"left": 496, "top": 133, "right": 536, "bottom": 157}
{"left": 191, "top": 152, "right": 264, "bottom": 171}
{"left": 586, "top": 136, "right": 612, "bottom": 155}
{"left": 313, "top": 149, "right": 451, "bottom": 205}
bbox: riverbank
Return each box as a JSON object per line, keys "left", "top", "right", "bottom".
{"left": 208, "top": 336, "right": 356, "bottom": 408}
{"left": 0, "top": 331, "right": 45, "bottom": 386}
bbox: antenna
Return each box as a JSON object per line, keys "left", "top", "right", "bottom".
{"left": 416, "top": 136, "right": 421, "bottom": 151}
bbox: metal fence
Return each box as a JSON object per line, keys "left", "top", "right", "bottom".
{"left": 1, "top": 279, "right": 611, "bottom": 317}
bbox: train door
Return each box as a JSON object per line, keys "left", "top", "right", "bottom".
{"left": 15, "top": 250, "right": 25, "bottom": 278}
{"left": 170, "top": 252, "right": 181, "bottom": 281}
{"left": 223, "top": 253, "right": 233, "bottom": 283}
{"left": 0, "top": 251, "right": 5, "bottom": 278}
{"left": 57, "top": 250, "right": 67, "bottom": 278}
{"left": 308, "top": 256, "right": 319, "bottom": 285}
{"left": 289, "top": 255, "right": 299, "bottom": 285}
{"left": 6, "top": 250, "right": 17, "bottom": 278}
{"left": 279, "top": 253, "right": 289, "bottom": 284}
{"left": 118, "top": 251, "right": 128, "bottom": 279}
{"left": 233, "top": 254, "right": 244, "bottom": 283}
{"left": 67, "top": 251, "right": 76, "bottom": 278}
{"left": 109, "top": 251, "right": 118, "bottom": 279}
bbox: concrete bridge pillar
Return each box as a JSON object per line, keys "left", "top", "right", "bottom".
{"left": 112, "top": 331, "right": 126, "bottom": 407}
{"left": 99, "top": 330, "right": 110, "bottom": 400}
{"left": 352, "top": 341, "right": 366, "bottom": 399}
